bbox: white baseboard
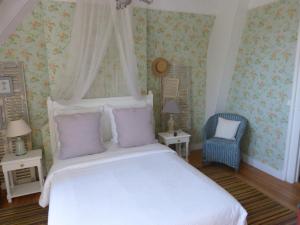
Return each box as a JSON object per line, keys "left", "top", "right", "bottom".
{"left": 190, "top": 143, "right": 202, "bottom": 151}
{"left": 242, "top": 154, "right": 284, "bottom": 180}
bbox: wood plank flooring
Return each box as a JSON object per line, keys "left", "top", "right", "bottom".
{"left": 190, "top": 151, "right": 300, "bottom": 212}
{"left": 1, "top": 150, "right": 300, "bottom": 213}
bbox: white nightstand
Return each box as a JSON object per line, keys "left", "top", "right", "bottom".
{"left": 158, "top": 131, "right": 191, "bottom": 161}
{"left": 0, "top": 149, "right": 44, "bottom": 203}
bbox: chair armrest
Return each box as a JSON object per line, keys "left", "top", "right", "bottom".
{"left": 203, "top": 122, "right": 212, "bottom": 142}
{"left": 235, "top": 122, "right": 247, "bottom": 145}
{"left": 203, "top": 117, "right": 216, "bottom": 142}
{"left": 203, "top": 127, "right": 208, "bottom": 142}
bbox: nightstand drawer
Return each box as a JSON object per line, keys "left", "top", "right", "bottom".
{"left": 165, "top": 137, "right": 190, "bottom": 145}
{"left": 2, "top": 159, "right": 38, "bottom": 171}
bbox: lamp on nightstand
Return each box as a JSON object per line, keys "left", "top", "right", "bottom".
{"left": 163, "top": 99, "right": 180, "bottom": 134}
{"left": 6, "top": 119, "right": 31, "bottom": 156}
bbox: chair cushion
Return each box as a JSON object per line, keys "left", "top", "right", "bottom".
{"left": 214, "top": 117, "right": 241, "bottom": 140}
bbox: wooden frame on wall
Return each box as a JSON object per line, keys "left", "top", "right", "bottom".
{"left": 0, "top": 76, "right": 13, "bottom": 96}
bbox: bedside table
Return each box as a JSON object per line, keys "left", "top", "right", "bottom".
{"left": 0, "top": 149, "right": 44, "bottom": 203}
{"left": 158, "top": 131, "right": 191, "bottom": 161}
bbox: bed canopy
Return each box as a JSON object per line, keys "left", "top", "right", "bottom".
{"left": 54, "top": 0, "right": 152, "bottom": 103}
{"left": 0, "top": 0, "right": 153, "bottom": 103}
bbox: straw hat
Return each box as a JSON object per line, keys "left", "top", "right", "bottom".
{"left": 152, "top": 58, "right": 169, "bottom": 77}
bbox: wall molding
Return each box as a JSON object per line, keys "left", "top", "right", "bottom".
{"left": 242, "top": 154, "right": 284, "bottom": 180}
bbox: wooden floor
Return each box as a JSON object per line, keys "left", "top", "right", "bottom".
{"left": 189, "top": 151, "right": 300, "bottom": 212}
{"left": 1, "top": 150, "right": 300, "bottom": 212}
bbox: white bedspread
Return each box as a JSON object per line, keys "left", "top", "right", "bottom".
{"left": 40, "top": 144, "right": 247, "bottom": 225}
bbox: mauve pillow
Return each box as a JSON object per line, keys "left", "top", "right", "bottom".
{"left": 55, "top": 112, "right": 106, "bottom": 160}
{"left": 113, "top": 106, "right": 155, "bottom": 147}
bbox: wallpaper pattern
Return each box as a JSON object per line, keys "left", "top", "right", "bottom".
{"left": 147, "top": 9, "right": 214, "bottom": 143}
{"left": 0, "top": 2, "right": 49, "bottom": 148}
{"left": 0, "top": 1, "right": 214, "bottom": 154}
{"left": 227, "top": 0, "right": 299, "bottom": 170}
{"left": 42, "top": 2, "right": 148, "bottom": 96}
{"left": 0, "top": 0, "right": 296, "bottom": 172}
{"left": 42, "top": 1, "right": 75, "bottom": 95}
{"left": 0, "top": 1, "right": 148, "bottom": 151}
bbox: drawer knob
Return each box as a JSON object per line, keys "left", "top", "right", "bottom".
{"left": 20, "top": 164, "right": 24, "bottom": 168}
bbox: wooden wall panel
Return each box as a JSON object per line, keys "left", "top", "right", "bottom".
{"left": 0, "top": 62, "right": 33, "bottom": 187}
{"left": 160, "top": 64, "right": 192, "bottom": 133}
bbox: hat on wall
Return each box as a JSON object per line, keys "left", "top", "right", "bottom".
{"left": 152, "top": 58, "right": 169, "bottom": 77}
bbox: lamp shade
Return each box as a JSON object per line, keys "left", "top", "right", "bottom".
{"left": 6, "top": 119, "right": 31, "bottom": 138}
{"left": 162, "top": 100, "right": 180, "bottom": 114}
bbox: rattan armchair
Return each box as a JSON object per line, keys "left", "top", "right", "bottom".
{"left": 202, "top": 113, "right": 247, "bottom": 171}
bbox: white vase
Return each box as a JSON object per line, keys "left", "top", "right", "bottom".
{"left": 15, "top": 137, "right": 26, "bottom": 156}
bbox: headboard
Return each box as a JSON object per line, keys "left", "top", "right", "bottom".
{"left": 47, "top": 91, "right": 153, "bottom": 157}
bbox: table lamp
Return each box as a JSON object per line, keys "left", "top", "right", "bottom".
{"left": 6, "top": 119, "right": 31, "bottom": 156}
{"left": 163, "top": 99, "right": 180, "bottom": 133}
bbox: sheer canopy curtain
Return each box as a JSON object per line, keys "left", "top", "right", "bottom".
{"left": 53, "top": 0, "right": 141, "bottom": 103}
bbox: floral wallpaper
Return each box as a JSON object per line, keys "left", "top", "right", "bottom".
{"left": 42, "top": 1, "right": 148, "bottom": 96}
{"left": 226, "top": 0, "right": 299, "bottom": 170}
{"left": 0, "top": 1, "right": 49, "bottom": 148}
{"left": 0, "top": 1, "right": 148, "bottom": 148}
{"left": 0, "top": 1, "right": 215, "bottom": 166}
{"left": 40, "top": 6, "right": 214, "bottom": 165}
{"left": 42, "top": 0, "right": 75, "bottom": 95}
{"left": 2, "top": 0, "right": 297, "bottom": 172}
{"left": 147, "top": 9, "right": 215, "bottom": 143}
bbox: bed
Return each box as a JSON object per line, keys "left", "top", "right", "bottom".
{"left": 39, "top": 92, "right": 247, "bottom": 225}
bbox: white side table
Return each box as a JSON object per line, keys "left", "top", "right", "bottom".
{"left": 158, "top": 131, "right": 191, "bottom": 161}
{"left": 0, "top": 149, "right": 44, "bottom": 203}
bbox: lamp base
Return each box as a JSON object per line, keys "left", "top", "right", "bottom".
{"left": 168, "top": 114, "right": 175, "bottom": 133}
{"left": 15, "top": 137, "right": 27, "bottom": 156}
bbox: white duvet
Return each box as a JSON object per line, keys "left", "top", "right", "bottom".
{"left": 40, "top": 143, "right": 247, "bottom": 225}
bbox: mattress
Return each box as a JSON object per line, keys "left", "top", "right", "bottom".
{"left": 40, "top": 143, "right": 247, "bottom": 225}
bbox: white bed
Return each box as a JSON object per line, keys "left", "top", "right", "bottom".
{"left": 40, "top": 92, "right": 247, "bottom": 225}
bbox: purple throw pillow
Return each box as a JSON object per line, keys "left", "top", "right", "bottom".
{"left": 55, "top": 112, "right": 106, "bottom": 160}
{"left": 113, "top": 106, "right": 155, "bottom": 148}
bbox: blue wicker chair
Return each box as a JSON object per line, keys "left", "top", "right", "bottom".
{"left": 203, "top": 113, "right": 247, "bottom": 171}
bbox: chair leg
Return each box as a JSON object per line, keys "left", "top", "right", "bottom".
{"left": 234, "top": 163, "right": 240, "bottom": 172}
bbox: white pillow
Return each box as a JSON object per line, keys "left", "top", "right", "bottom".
{"left": 214, "top": 117, "right": 241, "bottom": 140}
{"left": 105, "top": 103, "right": 149, "bottom": 144}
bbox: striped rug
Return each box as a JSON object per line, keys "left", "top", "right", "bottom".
{"left": 0, "top": 204, "right": 47, "bottom": 225}
{"left": 200, "top": 166, "right": 297, "bottom": 225}
{"left": 0, "top": 168, "right": 297, "bottom": 225}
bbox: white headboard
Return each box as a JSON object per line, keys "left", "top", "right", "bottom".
{"left": 47, "top": 91, "right": 153, "bottom": 157}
